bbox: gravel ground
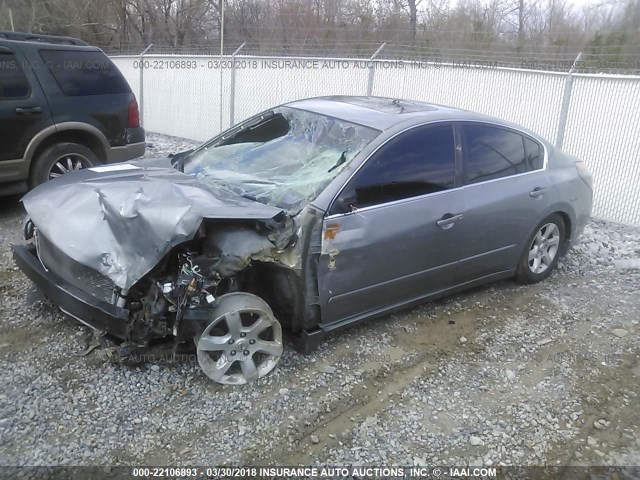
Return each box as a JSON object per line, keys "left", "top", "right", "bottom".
{"left": 0, "top": 133, "right": 639, "bottom": 468}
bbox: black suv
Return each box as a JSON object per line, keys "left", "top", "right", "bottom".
{"left": 0, "top": 31, "right": 145, "bottom": 195}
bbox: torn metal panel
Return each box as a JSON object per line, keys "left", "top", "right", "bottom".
{"left": 205, "top": 227, "right": 281, "bottom": 277}
{"left": 22, "top": 159, "right": 285, "bottom": 290}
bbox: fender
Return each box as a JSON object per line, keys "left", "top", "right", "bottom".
{"left": 23, "top": 122, "right": 110, "bottom": 169}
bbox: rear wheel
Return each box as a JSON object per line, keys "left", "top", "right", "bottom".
{"left": 515, "top": 214, "right": 565, "bottom": 284}
{"left": 195, "top": 292, "right": 284, "bottom": 385}
{"left": 31, "top": 142, "right": 98, "bottom": 186}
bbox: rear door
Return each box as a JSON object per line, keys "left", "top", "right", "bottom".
{"left": 318, "top": 123, "right": 465, "bottom": 324}
{"left": 0, "top": 45, "right": 53, "bottom": 180}
{"left": 455, "top": 122, "right": 551, "bottom": 281}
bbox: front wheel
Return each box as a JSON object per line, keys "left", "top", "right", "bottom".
{"left": 195, "top": 292, "right": 284, "bottom": 385}
{"left": 515, "top": 214, "right": 566, "bottom": 284}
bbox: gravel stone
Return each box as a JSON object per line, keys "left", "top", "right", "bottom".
{"left": 611, "top": 329, "right": 629, "bottom": 338}
{"left": 0, "top": 133, "right": 638, "bottom": 467}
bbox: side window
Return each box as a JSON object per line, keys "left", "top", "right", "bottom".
{"left": 39, "top": 50, "right": 131, "bottom": 96}
{"left": 463, "top": 124, "right": 527, "bottom": 184}
{"left": 0, "top": 53, "right": 30, "bottom": 100}
{"left": 339, "top": 124, "right": 456, "bottom": 210}
{"left": 524, "top": 136, "right": 544, "bottom": 171}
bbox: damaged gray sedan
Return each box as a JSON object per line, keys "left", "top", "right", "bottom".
{"left": 13, "top": 96, "right": 593, "bottom": 384}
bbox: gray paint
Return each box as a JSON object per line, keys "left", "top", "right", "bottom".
{"left": 22, "top": 157, "right": 284, "bottom": 289}
{"left": 21, "top": 96, "right": 593, "bottom": 332}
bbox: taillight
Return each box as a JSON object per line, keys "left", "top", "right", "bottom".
{"left": 128, "top": 99, "right": 140, "bottom": 128}
{"left": 575, "top": 161, "right": 593, "bottom": 190}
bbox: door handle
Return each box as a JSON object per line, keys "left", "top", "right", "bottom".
{"left": 530, "top": 187, "right": 548, "bottom": 198}
{"left": 436, "top": 213, "right": 464, "bottom": 229}
{"left": 15, "top": 106, "right": 42, "bottom": 115}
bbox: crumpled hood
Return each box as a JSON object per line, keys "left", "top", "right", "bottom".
{"left": 22, "top": 158, "right": 284, "bottom": 289}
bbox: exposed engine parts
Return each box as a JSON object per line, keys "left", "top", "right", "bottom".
{"left": 160, "top": 251, "right": 220, "bottom": 336}
{"left": 123, "top": 217, "right": 301, "bottom": 347}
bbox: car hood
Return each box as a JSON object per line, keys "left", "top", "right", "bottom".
{"left": 22, "top": 158, "right": 285, "bottom": 290}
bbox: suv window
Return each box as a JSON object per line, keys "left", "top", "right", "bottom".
{"left": 0, "top": 54, "right": 30, "bottom": 99}
{"left": 463, "top": 124, "right": 529, "bottom": 184}
{"left": 524, "top": 136, "right": 544, "bottom": 171}
{"left": 39, "top": 50, "right": 131, "bottom": 96}
{"left": 340, "top": 124, "right": 456, "bottom": 209}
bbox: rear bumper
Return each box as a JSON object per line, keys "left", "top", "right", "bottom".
{"left": 106, "top": 133, "right": 145, "bottom": 164}
{"left": 12, "top": 244, "right": 130, "bottom": 339}
{"left": 126, "top": 127, "right": 146, "bottom": 145}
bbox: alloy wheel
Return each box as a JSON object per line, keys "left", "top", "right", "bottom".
{"left": 528, "top": 222, "right": 560, "bottom": 274}
{"left": 48, "top": 154, "right": 89, "bottom": 180}
{"left": 196, "top": 293, "right": 283, "bottom": 385}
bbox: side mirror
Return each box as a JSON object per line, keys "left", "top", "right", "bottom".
{"left": 333, "top": 194, "right": 358, "bottom": 214}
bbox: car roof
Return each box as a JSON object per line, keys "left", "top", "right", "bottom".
{"left": 284, "top": 95, "right": 540, "bottom": 137}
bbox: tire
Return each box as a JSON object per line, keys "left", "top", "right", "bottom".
{"left": 195, "top": 292, "right": 284, "bottom": 385}
{"left": 514, "top": 213, "right": 566, "bottom": 284}
{"left": 30, "top": 142, "right": 99, "bottom": 187}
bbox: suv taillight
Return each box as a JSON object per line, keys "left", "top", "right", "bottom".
{"left": 128, "top": 99, "right": 140, "bottom": 128}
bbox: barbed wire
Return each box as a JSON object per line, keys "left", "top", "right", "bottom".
{"left": 104, "top": 40, "right": 640, "bottom": 74}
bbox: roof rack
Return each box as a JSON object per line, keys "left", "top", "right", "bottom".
{"left": 0, "top": 31, "right": 88, "bottom": 46}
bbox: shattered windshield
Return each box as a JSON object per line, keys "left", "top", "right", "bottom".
{"left": 182, "top": 107, "right": 380, "bottom": 212}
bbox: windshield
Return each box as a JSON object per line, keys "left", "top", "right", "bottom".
{"left": 182, "top": 107, "right": 380, "bottom": 212}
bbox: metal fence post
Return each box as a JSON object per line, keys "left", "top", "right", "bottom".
{"left": 555, "top": 51, "right": 583, "bottom": 150}
{"left": 367, "top": 43, "right": 386, "bottom": 96}
{"left": 138, "top": 44, "right": 153, "bottom": 128}
{"left": 229, "top": 42, "right": 247, "bottom": 127}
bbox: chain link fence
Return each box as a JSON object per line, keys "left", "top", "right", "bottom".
{"left": 110, "top": 51, "right": 640, "bottom": 225}
{"left": 106, "top": 41, "right": 640, "bottom": 75}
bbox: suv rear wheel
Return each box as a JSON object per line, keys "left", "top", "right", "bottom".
{"left": 31, "top": 142, "right": 98, "bottom": 186}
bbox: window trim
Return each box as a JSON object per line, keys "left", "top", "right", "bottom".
{"left": 0, "top": 52, "right": 31, "bottom": 101}
{"left": 326, "top": 119, "right": 548, "bottom": 219}
{"left": 459, "top": 121, "right": 546, "bottom": 186}
{"left": 327, "top": 121, "right": 461, "bottom": 216}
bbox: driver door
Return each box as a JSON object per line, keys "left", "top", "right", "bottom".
{"left": 317, "top": 123, "right": 465, "bottom": 324}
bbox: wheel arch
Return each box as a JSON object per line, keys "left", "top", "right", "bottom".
{"left": 238, "top": 262, "right": 306, "bottom": 333}
{"left": 544, "top": 202, "right": 576, "bottom": 256}
{"left": 520, "top": 207, "right": 574, "bottom": 265}
{"left": 24, "top": 123, "right": 110, "bottom": 173}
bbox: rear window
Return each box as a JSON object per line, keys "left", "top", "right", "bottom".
{"left": 39, "top": 50, "right": 131, "bottom": 96}
{"left": 0, "top": 54, "right": 30, "bottom": 99}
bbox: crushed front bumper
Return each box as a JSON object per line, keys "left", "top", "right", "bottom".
{"left": 12, "top": 244, "right": 130, "bottom": 339}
